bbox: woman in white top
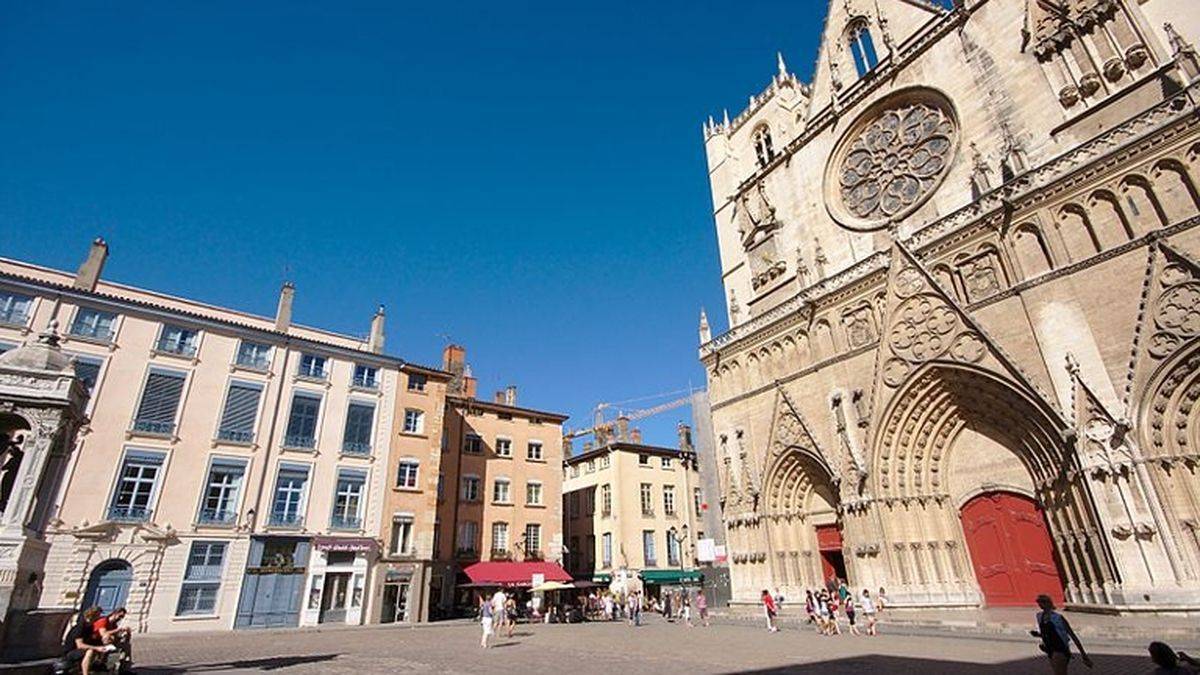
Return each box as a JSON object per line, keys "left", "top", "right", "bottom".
{"left": 860, "top": 589, "right": 878, "bottom": 636}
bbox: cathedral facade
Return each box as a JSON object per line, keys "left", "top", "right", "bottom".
{"left": 699, "top": 0, "right": 1200, "bottom": 611}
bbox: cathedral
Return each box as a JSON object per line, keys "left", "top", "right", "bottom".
{"left": 698, "top": 0, "right": 1200, "bottom": 611}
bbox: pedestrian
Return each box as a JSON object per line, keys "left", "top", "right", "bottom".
{"left": 827, "top": 593, "right": 842, "bottom": 635}
{"left": 859, "top": 589, "right": 878, "bottom": 636}
{"left": 663, "top": 590, "right": 673, "bottom": 621}
{"left": 837, "top": 579, "right": 850, "bottom": 603}
{"left": 845, "top": 595, "right": 860, "bottom": 636}
{"left": 479, "top": 595, "right": 494, "bottom": 649}
{"left": 505, "top": 596, "right": 518, "bottom": 638}
{"left": 695, "top": 590, "right": 710, "bottom": 627}
{"left": 634, "top": 591, "right": 643, "bottom": 627}
{"left": 682, "top": 597, "right": 693, "bottom": 628}
{"left": 1030, "top": 594, "right": 1092, "bottom": 674}
{"left": 761, "top": 589, "right": 779, "bottom": 632}
{"left": 804, "top": 590, "right": 816, "bottom": 627}
{"left": 774, "top": 587, "right": 785, "bottom": 613}
{"left": 877, "top": 587, "right": 889, "bottom": 612}
{"left": 603, "top": 593, "right": 614, "bottom": 621}
{"left": 1148, "top": 641, "right": 1200, "bottom": 673}
{"left": 490, "top": 588, "right": 507, "bottom": 634}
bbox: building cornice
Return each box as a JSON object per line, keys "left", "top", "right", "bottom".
{"left": 447, "top": 395, "right": 569, "bottom": 423}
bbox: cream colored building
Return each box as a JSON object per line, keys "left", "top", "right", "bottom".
{"left": 0, "top": 240, "right": 444, "bottom": 632}
{"left": 699, "top": 0, "right": 1200, "bottom": 611}
{"left": 563, "top": 433, "right": 702, "bottom": 594}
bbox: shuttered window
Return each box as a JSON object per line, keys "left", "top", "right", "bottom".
{"left": 217, "top": 382, "right": 263, "bottom": 443}
{"left": 133, "top": 369, "right": 186, "bottom": 435}
{"left": 341, "top": 403, "right": 374, "bottom": 455}
{"left": 284, "top": 392, "right": 321, "bottom": 449}
{"left": 73, "top": 357, "right": 103, "bottom": 396}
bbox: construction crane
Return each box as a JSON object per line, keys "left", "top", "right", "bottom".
{"left": 564, "top": 390, "right": 695, "bottom": 442}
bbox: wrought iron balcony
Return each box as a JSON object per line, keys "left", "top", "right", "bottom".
{"left": 198, "top": 507, "right": 237, "bottom": 525}
{"left": 0, "top": 308, "right": 30, "bottom": 326}
{"left": 330, "top": 514, "right": 362, "bottom": 530}
{"left": 68, "top": 322, "right": 115, "bottom": 342}
{"left": 351, "top": 373, "right": 379, "bottom": 389}
{"left": 217, "top": 428, "right": 254, "bottom": 444}
{"left": 155, "top": 338, "right": 197, "bottom": 357}
{"left": 268, "top": 511, "right": 304, "bottom": 528}
{"left": 132, "top": 419, "right": 175, "bottom": 436}
{"left": 341, "top": 441, "right": 371, "bottom": 456}
{"left": 108, "top": 505, "right": 150, "bottom": 523}
{"left": 283, "top": 435, "right": 316, "bottom": 450}
{"left": 235, "top": 354, "right": 271, "bottom": 370}
{"left": 489, "top": 549, "right": 512, "bottom": 561}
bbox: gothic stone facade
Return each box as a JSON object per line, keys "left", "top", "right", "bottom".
{"left": 699, "top": 0, "right": 1200, "bottom": 611}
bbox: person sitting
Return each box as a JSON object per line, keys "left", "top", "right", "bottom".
{"left": 1149, "top": 642, "right": 1200, "bottom": 674}
{"left": 61, "top": 607, "right": 109, "bottom": 675}
{"left": 93, "top": 607, "right": 132, "bottom": 669}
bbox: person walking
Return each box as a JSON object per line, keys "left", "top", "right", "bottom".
{"left": 804, "top": 590, "right": 816, "bottom": 627}
{"left": 603, "top": 593, "right": 614, "bottom": 621}
{"left": 827, "top": 593, "right": 842, "bottom": 635}
{"left": 845, "top": 595, "right": 860, "bottom": 636}
{"left": 479, "top": 596, "right": 494, "bottom": 649}
{"left": 682, "top": 597, "right": 693, "bottom": 628}
{"left": 695, "top": 590, "right": 709, "bottom": 627}
{"left": 761, "top": 589, "right": 779, "bottom": 633}
{"left": 663, "top": 590, "right": 673, "bottom": 622}
{"left": 837, "top": 579, "right": 850, "bottom": 603}
{"left": 877, "top": 587, "right": 889, "bottom": 612}
{"left": 490, "top": 589, "right": 507, "bottom": 635}
{"left": 1030, "top": 594, "right": 1092, "bottom": 674}
{"left": 504, "top": 597, "right": 518, "bottom": 638}
{"left": 859, "top": 589, "right": 878, "bottom": 636}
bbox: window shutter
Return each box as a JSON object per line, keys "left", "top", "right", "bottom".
{"left": 135, "top": 371, "right": 185, "bottom": 425}
{"left": 220, "top": 383, "right": 262, "bottom": 434}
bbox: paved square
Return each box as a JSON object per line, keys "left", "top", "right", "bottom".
{"left": 130, "top": 617, "right": 1166, "bottom": 674}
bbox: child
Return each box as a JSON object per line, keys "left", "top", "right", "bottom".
{"left": 846, "top": 596, "right": 860, "bottom": 636}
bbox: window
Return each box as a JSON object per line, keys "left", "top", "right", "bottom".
{"left": 156, "top": 324, "right": 199, "bottom": 357}
{"left": 662, "top": 456, "right": 673, "bottom": 469}
{"left": 132, "top": 368, "right": 185, "bottom": 435}
{"left": 284, "top": 391, "right": 321, "bottom": 449}
{"left": 461, "top": 476, "right": 480, "bottom": 502}
{"left": 599, "top": 455, "right": 610, "bottom": 469}
{"left": 217, "top": 381, "right": 263, "bottom": 443}
{"left": 0, "top": 342, "right": 14, "bottom": 355}
{"left": 667, "top": 534, "right": 681, "bottom": 566}
{"left": 391, "top": 515, "right": 414, "bottom": 555}
{"left": 331, "top": 469, "right": 366, "bottom": 529}
{"left": 694, "top": 487, "right": 703, "bottom": 516}
{"left": 270, "top": 463, "right": 310, "bottom": 527}
{"left": 642, "top": 530, "right": 657, "bottom": 567}
{"left": 351, "top": 364, "right": 378, "bottom": 389}
{"left": 495, "top": 438, "right": 512, "bottom": 457}
{"left": 407, "top": 373, "right": 427, "bottom": 392}
{"left": 601, "top": 484, "right": 612, "bottom": 516}
{"left": 526, "top": 481, "right": 543, "bottom": 506}
{"left": 235, "top": 341, "right": 272, "bottom": 370}
{"left": 585, "top": 460, "right": 595, "bottom": 474}
{"left": 584, "top": 489, "right": 594, "bottom": 515}
{"left": 638, "top": 454, "right": 650, "bottom": 466}
{"left": 297, "top": 353, "right": 327, "bottom": 380}
{"left": 570, "top": 464, "right": 580, "bottom": 477}
{"left": 108, "top": 449, "right": 165, "bottom": 522}
{"left": 524, "top": 523, "right": 541, "bottom": 557}
{"left": 602, "top": 532, "right": 613, "bottom": 568}
{"left": 396, "top": 459, "right": 420, "bottom": 489}
{"left": 402, "top": 409, "right": 424, "bottom": 435}
{"left": 464, "top": 434, "right": 482, "bottom": 454}
{"left": 527, "top": 441, "right": 543, "bottom": 461}
{"left": 492, "top": 478, "right": 511, "bottom": 504}
{"left": 342, "top": 402, "right": 375, "bottom": 454}
{"left": 458, "top": 521, "right": 479, "bottom": 554}
{"left": 198, "top": 457, "right": 246, "bottom": 525}
{"left": 640, "top": 483, "right": 653, "bottom": 516}
{"left": 491, "top": 522, "right": 509, "bottom": 554}
{"left": 176, "top": 541, "right": 226, "bottom": 616}
{"left": 663, "top": 485, "right": 676, "bottom": 516}
{"left": 69, "top": 307, "right": 117, "bottom": 342}
{"left": 0, "top": 292, "right": 33, "bottom": 325}
{"left": 752, "top": 125, "right": 775, "bottom": 167}
{"left": 848, "top": 20, "right": 879, "bottom": 78}
{"left": 72, "top": 356, "right": 103, "bottom": 396}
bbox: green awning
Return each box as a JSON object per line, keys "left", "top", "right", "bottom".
{"left": 638, "top": 569, "right": 703, "bottom": 584}
{"left": 592, "top": 573, "right": 612, "bottom": 583}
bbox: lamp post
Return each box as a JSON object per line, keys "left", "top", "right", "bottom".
{"left": 668, "top": 524, "right": 689, "bottom": 588}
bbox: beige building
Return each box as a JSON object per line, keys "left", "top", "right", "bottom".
{"left": 699, "top": 0, "right": 1200, "bottom": 611}
{"left": 0, "top": 240, "right": 445, "bottom": 632}
{"left": 432, "top": 345, "right": 568, "bottom": 613}
{"left": 563, "top": 430, "right": 702, "bottom": 594}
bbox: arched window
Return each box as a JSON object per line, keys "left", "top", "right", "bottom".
{"left": 847, "top": 20, "right": 879, "bottom": 78}
{"left": 752, "top": 125, "right": 775, "bottom": 167}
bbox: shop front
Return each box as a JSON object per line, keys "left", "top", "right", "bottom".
{"left": 299, "top": 536, "right": 375, "bottom": 627}
{"left": 638, "top": 568, "right": 704, "bottom": 599}
{"left": 377, "top": 561, "right": 429, "bottom": 623}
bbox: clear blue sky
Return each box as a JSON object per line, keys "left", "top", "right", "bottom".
{"left": 0, "top": 1, "right": 825, "bottom": 447}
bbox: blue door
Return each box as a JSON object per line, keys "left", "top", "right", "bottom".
{"left": 83, "top": 560, "right": 133, "bottom": 613}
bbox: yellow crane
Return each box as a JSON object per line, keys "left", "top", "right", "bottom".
{"left": 564, "top": 389, "right": 695, "bottom": 442}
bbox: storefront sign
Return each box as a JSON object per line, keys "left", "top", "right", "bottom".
{"left": 696, "top": 538, "right": 716, "bottom": 563}
{"left": 313, "top": 536, "right": 376, "bottom": 553}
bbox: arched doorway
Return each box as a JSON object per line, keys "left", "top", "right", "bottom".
{"left": 762, "top": 443, "right": 841, "bottom": 592}
{"left": 83, "top": 559, "right": 132, "bottom": 613}
{"left": 960, "top": 491, "right": 1064, "bottom": 606}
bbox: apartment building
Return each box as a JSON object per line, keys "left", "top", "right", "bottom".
{"left": 562, "top": 426, "right": 701, "bottom": 597}
{"left": 0, "top": 239, "right": 448, "bottom": 633}
{"left": 432, "top": 345, "right": 568, "bottom": 615}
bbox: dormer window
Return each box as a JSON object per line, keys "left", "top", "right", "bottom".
{"left": 847, "top": 19, "right": 879, "bottom": 78}
{"left": 752, "top": 125, "right": 775, "bottom": 167}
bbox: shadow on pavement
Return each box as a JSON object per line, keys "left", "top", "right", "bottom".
{"left": 727, "top": 652, "right": 1147, "bottom": 674}
{"left": 137, "top": 653, "right": 341, "bottom": 673}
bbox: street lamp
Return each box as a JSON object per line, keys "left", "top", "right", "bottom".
{"left": 668, "top": 524, "right": 689, "bottom": 588}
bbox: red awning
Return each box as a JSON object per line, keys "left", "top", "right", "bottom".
{"left": 462, "top": 561, "right": 573, "bottom": 588}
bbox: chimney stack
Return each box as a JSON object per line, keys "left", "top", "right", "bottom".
{"left": 677, "top": 423, "right": 694, "bottom": 451}
{"left": 494, "top": 390, "right": 506, "bottom": 404}
{"left": 504, "top": 385, "right": 517, "bottom": 406}
{"left": 275, "top": 282, "right": 295, "bottom": 333}
{"left": 74, "top": 238, "right": 109, "bottom": 291}
{"left": 630, "top": 428, "right": 643, "bottom": 444}
{"left": 368, "top": 305, "right": 386, "bottom": 353}
{"left": 462, "top": 365, "right": 478, "bottom": 399}
{"left": 615, "top": 416, "right": 630, "bottom": 442}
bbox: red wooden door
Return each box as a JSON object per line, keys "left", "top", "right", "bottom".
{"left": 960, "top": 492, "right": 1064, "bottom": 607}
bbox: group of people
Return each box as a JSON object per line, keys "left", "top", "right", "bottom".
{"left": 58, "top": 606, "right": 132, "bottom": 675}
{"left": 477, "top": 589, "right": 520, "bottom": 648}
{"left": 759, "top": 580, "right": 885, "bottom": 637}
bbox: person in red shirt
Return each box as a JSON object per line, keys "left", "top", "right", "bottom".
{"left": 761, "top": 589, "right": 779, "bottom": 633}
{"left": 93, "top": 607, "right": 132, "bottom": 666}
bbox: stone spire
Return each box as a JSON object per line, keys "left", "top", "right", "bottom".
{"left": 776, "top": 51, "right": 788, "bottom": 78}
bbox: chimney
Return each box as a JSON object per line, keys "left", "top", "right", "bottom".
{"left": 494, "top": 390, "right": 506, "bottom": 404}
{"left": 504, "top": 385, "right": 517, "bottom": 406}
{"left": 630, "top": 428, "right": 643, "bottom": 444}
{"left": 443, "top": 344, "right": 465, "bottom": 372}
{"left": 275, "top": 282, "right": 295, "bottom": 332}
{"left": 615, "top": 416, "right": 630, "bottom": 442}
{"left": 368, "top": 305, "right": 385, "bottom": 353}
{"left": 462, "top": 365, "right": 478, "bottom": 399}
{"left": 677, "top": 423, "right": 694, "bottom": 451}
{"left": 74, "top": 238, "right": 108, "bottom": 291}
